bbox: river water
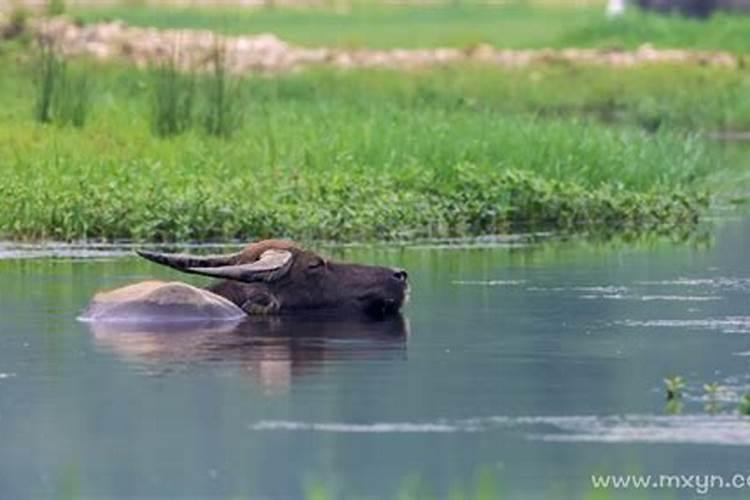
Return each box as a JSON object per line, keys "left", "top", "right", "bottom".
{"left": 2, "top": 217, "right": 750, "bottom": 499}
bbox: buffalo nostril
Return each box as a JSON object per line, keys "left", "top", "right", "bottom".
{"left": 393, "top": 269, "right": 408, "bottom": 282}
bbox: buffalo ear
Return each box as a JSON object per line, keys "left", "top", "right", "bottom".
{"left": 186, "top": 249, "right": 294, "bottom": 283}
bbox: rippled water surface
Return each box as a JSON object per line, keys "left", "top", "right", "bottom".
{"left": 3, "top": 219, "right": 750, "bottom": 499}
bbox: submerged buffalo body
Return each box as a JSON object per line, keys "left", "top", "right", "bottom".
{"left": 81, "top": 240, "right": 409, "bottom": 322}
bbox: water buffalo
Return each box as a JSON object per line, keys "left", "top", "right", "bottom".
{"left": 81, "top": 240, "right": 409, "bottom": 322}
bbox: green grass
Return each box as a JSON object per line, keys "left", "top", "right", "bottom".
{"left": 0, "top": 51, "right": 725, "bottom": 242}
{"left": 560, "top": 11, "right": 750, "bottom": 53}
{"left": 146, "top": 43, "right": 245, "bottom": 138}
{"left": 200, "top": 41, "right": 246, "bottom": 138}
{"left": 149, "top": 51, "right": 196, "bottom": 137}
{"left": 32, "top": 40, "right": 62, "bottom": 124}
{"left": 32, "top": 41, "right": 92, "bottom": 127}
{"left": 71, "top": 3, "right": 750, "bottom": 52}
{"left": 70, "top": 4, "right": 605, "bottom": 49}
{"left": 294, "top": 64, "right": 750, "bottom": 132}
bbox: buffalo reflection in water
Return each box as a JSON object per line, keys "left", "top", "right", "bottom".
{"left": 86, "top": 315, "right": 408, "bottom": 389}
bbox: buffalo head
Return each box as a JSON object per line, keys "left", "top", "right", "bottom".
{"left": 136, "top": 240, "right": 409, "bottom": 318}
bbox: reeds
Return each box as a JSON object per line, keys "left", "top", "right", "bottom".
{"left": 149, "top": 41, "right": 244, "bottom": 138}
{"left": 149, "top": 49, "right": 195, "bottom": 137}
{"left": 33, "top": 40, "right": 91, "bottom": 127}
{"left": 201, "top": 40, "right": 244, "bottom": 138}
{"left": 6, "top": 58, "right": 724, "bottom": 241}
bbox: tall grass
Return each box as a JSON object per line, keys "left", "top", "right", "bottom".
{"left": 0, "top": 105, "right": 712, "bottom": 240}
{"left": 201, "top": 40, "right": 245, "bottom": 138}
{"left": 33, "top": 40, "right": 92, "bottom": 127}
{"left": 149, "top": 42, "right": 244, "bottom": 138}
{"left": 33, "top": 39, "right": 63, "bottom": 124}
{"left": 55, "top": 72, "right": 92, "bottom": 127}
{"left": 1, "top": 55, "right": 730, "bottom": 241}
{"left": 149, "top": 49, "right": 195, "bottom": 137}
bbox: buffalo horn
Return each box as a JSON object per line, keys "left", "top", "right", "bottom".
{"left": 136, "top": 249, "right": 240, "bottom": 270}
{"left": 187, "top": 249, "right": 293, "bottom": 282}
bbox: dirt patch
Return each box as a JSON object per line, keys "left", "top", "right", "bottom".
{"left": 19, "top": 17, "right": 741, "bottom": 72}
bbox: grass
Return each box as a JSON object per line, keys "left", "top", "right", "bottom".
{"left": 559, "top": 10, "right": 750, "bottom": 53}
{"left": 72, "top": 4, "right": 601, "bottom": 49}
{"left": 148, "top": 42, "right": 245, "bottom": 138}
{"left": 0, "top": 48, "right": 726, "bottom": 242}
{"left": 149, "top": 50, "right": 195, "bottom": 137}
{"left": 54, "top": 70, "right": 91, "bottom": 128}
{"left": 32, "top": 41, "right": 92, "bottom": 127}
{"left": 71, "top": 3, "right": 750, "bottom": 52}
{"left": 201, "top": 40, "right": 246, "bottom": 138}
{"left": 33, "top": 40, "right": 62, "bottom": 123}
{"left": 288, "top": 64, "right": 750, "bottom": 133}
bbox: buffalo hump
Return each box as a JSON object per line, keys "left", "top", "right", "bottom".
{"left": 79, "top": 280, "right": 246, "bottom": 323}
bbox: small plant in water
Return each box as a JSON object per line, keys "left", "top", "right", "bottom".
{"left": 663, "top": 375, "right": 685, "bottom": 401}
{"left": 739, "top": 394, "right": 750, "bottom": 416}
{"left": 703, "top": 382, "right": 724, "bottom": 415}
{"left": 665, "top": 399, "right": 684, "bottom": 416}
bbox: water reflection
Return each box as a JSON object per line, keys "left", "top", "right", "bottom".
{"left": 86, "top": 314, "right": 409, "bottom": 389}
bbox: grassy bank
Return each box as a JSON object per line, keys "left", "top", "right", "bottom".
{"left": 278, "top": 64, "right": 750, "bottom": 133}
{"left": 71, "top": 4, "right": 750, "bottom": 52}
{"left": 0, "top": 51, "right": 730, "bottom": 242}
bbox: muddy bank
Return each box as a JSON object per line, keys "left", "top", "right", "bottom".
{"left": 15, "top": 17, "right": 740, "bottom": 73}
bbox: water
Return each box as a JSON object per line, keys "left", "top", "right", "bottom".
{"left": 3, "top": 218, "right": 750, "bottom": 499}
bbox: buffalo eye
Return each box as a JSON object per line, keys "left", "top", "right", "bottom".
{"left": 307, "top": 258, "right": 325, "bottom": 270}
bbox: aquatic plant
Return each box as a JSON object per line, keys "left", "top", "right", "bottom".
{"left": 149, "top": 49, "right": 195, "bottom": 137}
{"left": 703, "top": 382, "right": 722, "bottom": 396}
{"left": 0, "top": 50, "right": 728, "bottom": 241}
{"left": 33, "top": 39, "right": 64, "bottom": 124}
{"left": 703, "top": 382, "right": 724, "bottom": 415}
{"left": 739, "top": 394, "right": 750, "bottom": 416}
{"left": 55, "top": 71, "right": 92, "bottom": 128}
{"left": 200, "top": 39, "right": 245, "bottom": 138}
{"left": 663, "top": 375, "right": 685, "bottom": 401}
{"left": 31, "top": 41, "right": 92, "bottom": 127}
{"left": 665, "top": 399, "right": 684, "bottom": 415}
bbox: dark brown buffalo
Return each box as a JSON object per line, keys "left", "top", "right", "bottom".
{"left": 134, "top": 239, "right": 409, "bottom": 319}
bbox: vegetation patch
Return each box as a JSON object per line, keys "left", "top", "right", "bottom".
{"left": 32, "top": 40, "right": 91, "bottom": 127}
{"left": 0, "top": 159, "right": 707, "bottom": 241}
{"left": 149, "top": 50, "right": 196, "bottom": 137}
{"left": 0, "top": 51, "right": 727, "bottom": 242}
